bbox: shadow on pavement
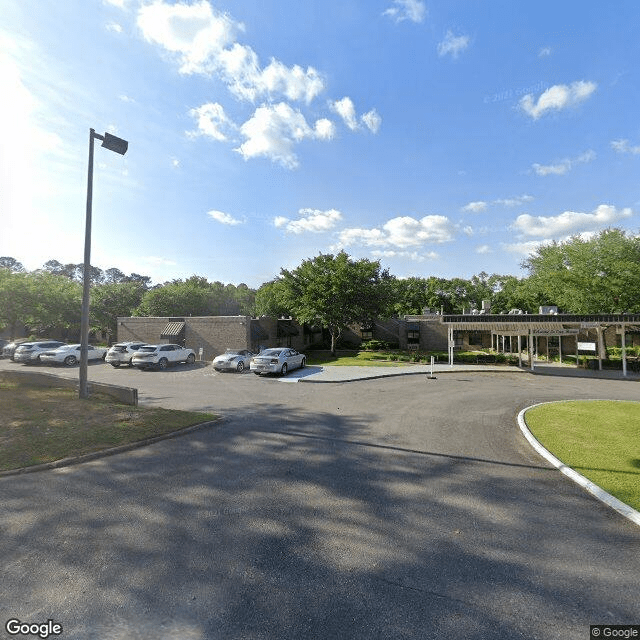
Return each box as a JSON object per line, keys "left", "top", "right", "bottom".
{"left": 1, "top": 400, "right": 639, "bottom": 639}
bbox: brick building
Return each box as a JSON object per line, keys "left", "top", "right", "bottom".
{"left": 116, "top": 316, "right": 320, "bottom": 361}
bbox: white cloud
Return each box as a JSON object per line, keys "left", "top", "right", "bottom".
{"left": 519, "top": 80, "right": 597, "bottom": 119}
{"left": 494, "top": 194, "right": 534, "bottom": 207}
{"left": 207, "top": 209, "right": 243, "bottom": 225}
{"left": 330, "top": 98, "right": 381, "bottom": 134}
{"left": 437, "top": 31, "right": 470, "bottom": 59}
{"left": 462, "top": 201, "right": 487, "bottom": 213}
{"left": 611, "top": 139, "right": 640, "bottom": 155}
{"left": 462, "top": 195, "right": 533, "bottom": 212}
{"left": 383, "top": 0, "right": 427, "bottom": 24}
{"left": 538, "top": 46, "right": 552, "bottom": 57}
{"left": 331, "top": 96, "right": 358, "bottom": 130}
{"left": 361, "top": 109, "right": 382, "bottom": 133}
{"left": 336, "top": 215, "right": 456, "bottom": 250}
{"left": 512, "top": 204, "right": 633, "bottom": 237}
{"left": 475, "top": 245, "right": 492, "bottom": 254}
{"left": 137, "top": 1, "right": 324, "bottom": 104}
{"left": 106, "top": 22, "right": 123, "bottom": 33}
{"left": 235, "top": 102, "right": 330, "bottom": 169}
{"left": 532, "top": 149, "right": 595, "bottom": 176}
{"left": 463, "top": 226, "right": 474, "bottom": 236}
{"left": 274, "top": 208, "right": 343, "bottom": 234}
{"left": 371, "top": 250, "right": 438, "bottom": 262}
{"left": 188, "top": 102, "right": 236, "bottom": 141}
{"left": 314, "top": 118, "right": 336, "bottom": 140}
{"left": 137, "top": 0, "right": 239, "bottom": 75}
{"left": 502, "top": 240, "right": 552, "bottom": 256}
{"left": 273, "top": 216, "right": 289, "bottom": 228}
{"left": 216, "top": 43, "right": 324, "bottom": 103}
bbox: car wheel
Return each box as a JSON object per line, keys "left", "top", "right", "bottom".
{"left": 186, "top": 353, "right": 196, "bottom": 365}
{"left": 64, "top": 355, "right": 77, "bottom": 366}
{"left": 110, "top": 362, "right": 120, "bottom": 368}
{"left": 158, "top": 358, "right": 168, "bottom": 370}
{"left": 236, "top": 361, "right": 245, "bottom": 372}
{"left": 281, "top": 362, "right": 288, "bottom": 376}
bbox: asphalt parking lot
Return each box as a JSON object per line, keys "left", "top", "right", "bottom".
{"left": 1, "top": 359, "right": 639, "bottom": 639}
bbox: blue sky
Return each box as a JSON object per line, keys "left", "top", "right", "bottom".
{"left": 1, "top": 0, "right": 639, "bottom": 287}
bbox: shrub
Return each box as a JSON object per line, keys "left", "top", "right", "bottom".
{"left": 361, "top": 339, "right": 389, "bottom": 351}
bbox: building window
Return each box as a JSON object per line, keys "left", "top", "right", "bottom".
{"left": 361, "top": 330, "right": 374, "bottom": 341}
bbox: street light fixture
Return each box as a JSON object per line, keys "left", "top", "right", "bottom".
{"left": 79, "top": 128, "right": 128, "bottom": 399}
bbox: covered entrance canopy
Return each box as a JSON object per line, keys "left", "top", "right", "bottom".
{"left": 442, "top": 314, "right": 640, "bottom": 376}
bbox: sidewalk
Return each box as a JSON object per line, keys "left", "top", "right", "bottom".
{"left": 284, "top": 363, "right": 526, "bottom": 383}
{"left": 283, "top": 362, "right": 640, "bottom": 383}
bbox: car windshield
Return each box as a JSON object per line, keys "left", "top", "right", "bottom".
{"left": 224, "top": 349, "right": 241, "bottom": 355}
{"left": 138, "top": 346, "right": 158, "bottom": 353}
{"left": 260, "top": 349, "right": 282, "bottom": 356}
{"left": 112, "top": 345, "right": 128, "bottom": 352}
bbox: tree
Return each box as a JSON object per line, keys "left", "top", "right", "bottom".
{"left": 388, "top": 276, "right": 429, "bottom": 316}
{"left": 136, "top": 276, "right": 218, "bottom": 317}
{"left": 522, "top": 228, "right": 640, "bottom": 313}
{"left": 279, "top": 251, "right": 393, "bottom": 355}
{"left": 254, "top": 279, "right": 291, "bottom": 317}
{"left": 0, "top": 270, "right": 34, "bottom": 337}
{"left": 0, "top": 257, "right": 25, "bottom": 273}
{"left": 27, "top": 271, "right": 82, "bottom": 338}
{"left": 91, "top": 281, "right": 147, "bottom": 341}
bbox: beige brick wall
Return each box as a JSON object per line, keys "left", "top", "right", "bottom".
{"left": 186, "top": 316, "right": 251, "bottom": 361}
{"left": 117, "top": 317, "right": 168, "bottom": 345}
{"left": 117, "top": 316, "right": 252, "bottom": 361}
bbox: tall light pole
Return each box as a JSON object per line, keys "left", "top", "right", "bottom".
{"left": 80, "top": 129, "right": 128, "bottom": 399}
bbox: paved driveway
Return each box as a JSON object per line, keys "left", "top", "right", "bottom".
{"left": 1, "top": 360, "right": 639, "bottom": 639}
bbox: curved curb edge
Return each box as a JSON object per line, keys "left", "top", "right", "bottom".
{"left": 517, "top": 401, "right": 640, "bottom": 527}
{"left": 0, "top": 417, "right": 224, "bottom": 478}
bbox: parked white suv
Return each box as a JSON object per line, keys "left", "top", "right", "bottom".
{"left": 105, "top": 342, "right": 148, "bottom": 367}
{"left": 131, "top": 344, "right": 196, "bottom": 370}
{"left": 13, "top": 341, "right": 67, "bottom": 364}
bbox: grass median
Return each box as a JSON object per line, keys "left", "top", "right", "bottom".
{"left": 524, "top": 400, "right": 640, "bottom": 511}
{"left": 0, "top": 380, "right": 218, "bottom": 472}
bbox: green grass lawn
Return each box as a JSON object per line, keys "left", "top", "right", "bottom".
{"left": 0, "top": 381, "right": 218, "bottom": 472}
{"left": 525, "top": 400, "right": 640, "bottom": 511}
{"left": 305, "top": 351, "right": 419, "bottom": 366}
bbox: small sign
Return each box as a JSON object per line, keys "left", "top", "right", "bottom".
{"left": 577, "top": 342, "right": 596, "bottom": 351}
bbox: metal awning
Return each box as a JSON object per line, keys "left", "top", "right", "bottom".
{"left": 160, "top": 321, "right": 185, "bottom": 338}
{"left": 442, "top": 314, "right": 640, "bottom": 333}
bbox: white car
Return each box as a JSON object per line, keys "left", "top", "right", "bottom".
{"left": 131, "top": 344, "right": 196, "bottom": 370}
{"left": 105, "top": 342, "right": 148, "bottom": 367}
{"left": 13, "top": 341, "right": 67, "bottom": 363}
{"left": 250, "top": 347, "right": 306, "bottom": 376}
{"left": 40, "top": 344, "right": 107, "bottom": 366}
{"left": 213, "top": 349, "right": 254, "bottom": 372}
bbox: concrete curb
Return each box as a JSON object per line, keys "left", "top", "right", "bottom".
{"left": 517, "top": 401, "right": 640, "bottom": 527}
{"left": 0, "top": 417, "right": 223, "bottom": 478}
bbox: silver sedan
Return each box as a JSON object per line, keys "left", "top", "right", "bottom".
{"left": 212, "top": 349, "right": 254, "bottom": 372}
{"left": 250, "top": 348, "right": 306, "bottom": 376}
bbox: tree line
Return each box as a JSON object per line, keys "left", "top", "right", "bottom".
{"left": 1, "top": 228, "right": 639, "bottom": 345}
